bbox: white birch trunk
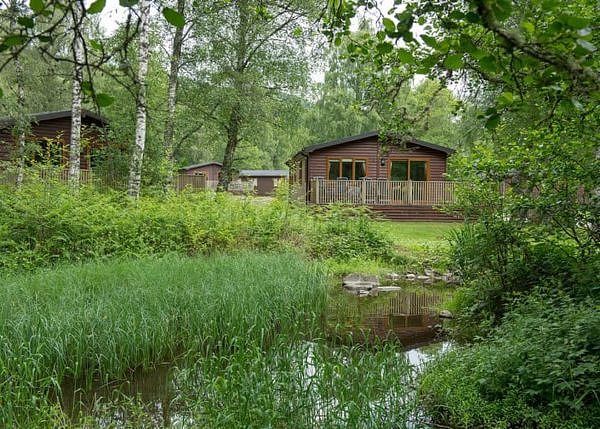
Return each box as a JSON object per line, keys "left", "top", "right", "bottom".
{"left": 9, "top": 0, "right": 27, "bottom": 187}
{"left": 13, "top": 48, "right": 26, "bottom": 187}
{"left": 68, "top": 1, "right": 84, "bottom": 190}
{"left": 128, "top": 0, "right": 150, "bottom": 198}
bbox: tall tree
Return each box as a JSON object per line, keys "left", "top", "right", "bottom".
{"left": 127, "top": 0, "right": 150, "bottom": 198}
{"left": 162, "top": 0, "right": 187, "bottom": 190}
{"left": 5, "top": 0, "right": 27, "bottom": 186}
{"left": 188, "top": 0, "right": 318, "bottom": 190}
{"left": 68, "top": 0, "right": 84, "bottom": 190}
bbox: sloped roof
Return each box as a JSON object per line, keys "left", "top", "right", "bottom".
{"left": 291, "top": 131, "right": 454, "bottom": 159}
{"left": 179, "top": 161, "right": 223, "bottom": 171}
{"left": 239, "top": 169, "right": 288, "bottom": 177}
{"left": 0, "top": 109, "right": 108, "bottom": 127}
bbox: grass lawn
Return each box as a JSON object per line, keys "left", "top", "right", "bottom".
{"left": 373, "top": 221, "right": 460, "bottom": 248}
{"left": 324, "top": 221, "right": 461, "bottom": 276}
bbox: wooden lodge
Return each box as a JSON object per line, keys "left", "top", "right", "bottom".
{"left": 0, "top": 110, "right": 108, "bottom": 169}
{"left": 287, "top": 131, "right": 458, "bottom": 221}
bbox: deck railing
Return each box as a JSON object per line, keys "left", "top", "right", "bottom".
{"left": 309, "top": 178, "right": 456, "bottom": 206}
{"left": 0, "top": 168, "right": 208, "bottom": 192}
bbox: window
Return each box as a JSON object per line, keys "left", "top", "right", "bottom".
{"left": 328, "top": 159, "right": 367, "bottom": 180}
{"left": 389, "top": 160, "right": 428, "bottom": 181}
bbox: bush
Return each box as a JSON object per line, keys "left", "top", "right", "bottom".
{"left": 307, "top": 205, "right": 394, "bottom": 262}
{"left": 419, "top": 291, "right": 600, "bottom": 429}
{"left": 0, "top": 183, "right": 395, "bottom": 273}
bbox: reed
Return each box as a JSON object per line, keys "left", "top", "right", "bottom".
{"left": 174, "top": 339, "right": 415, "bottom": 429}
{"left": 0, "top": 253, "right": 328, "bottom": 426}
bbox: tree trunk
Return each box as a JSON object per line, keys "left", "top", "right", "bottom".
{"left": 218, "top": 104, "right": 241, "bottom": 190}
{"left": 163, "top": 0, "right": 186, "bottom": 192}
{"left": 68, "top": 1, "right": 84, "bottom": 191}
{"left": 9, "top": 0, "right": 26, "bottom": 187}
{"left": 13, "top": 50, "right": 26, "bottom": 187}
{"left": 128, "top": 0, "right": 150, "bottom": 198}
{"left": 218, "top": 0, "right": 248, "bottom": 191}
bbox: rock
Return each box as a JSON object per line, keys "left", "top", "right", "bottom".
{"left": 424, "top": 268, "right": 434, "bottom": 276}
{"left": 405, "top": 273, "right": 416, "bottom": 280}
{"left": 343, "top": 282, "right": 375, "bottom": 291}
{"left": 376, "top": 286, "right": 402, "bottom": 293}
{"left": 416, "top": 275, "right": 430, "bottom": 281}
{"left": 343, "top": 273, "right": 379, "bottom": 284}
{"left": 439, "top": 310, "right": 453, "bottom": 319}
{"left": 342, "top": 273, "right": 379, "bottom": 291}
{"left": 384, "top": 272, "right": 401, "bottom": 281}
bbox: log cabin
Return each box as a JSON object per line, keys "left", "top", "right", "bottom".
{"left": 287, "top": 131, "right": 458, "bottom": 221}
{"left": 0, "top": 110, "right": 108, "bottom": 169}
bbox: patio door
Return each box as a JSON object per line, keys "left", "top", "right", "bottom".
{"left": 389, "top": 160, "right": 428, "bottom": 204}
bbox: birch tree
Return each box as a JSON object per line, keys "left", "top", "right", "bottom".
{"left": 127, "top": 0, "right": 150, "bottom": 198}
{"left": 68, "top": 0, "right": 84, "bottom": 190}
{"left": 2, "top": 0, "right": 28, "bottom": 186}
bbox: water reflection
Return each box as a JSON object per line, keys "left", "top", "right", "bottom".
{"left": 61, "top": 289, "right": 452, "bottom": 427}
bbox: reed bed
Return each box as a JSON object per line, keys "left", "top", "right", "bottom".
{"left": 0, "top": 253, "right": 328, "bottom": 426}
{"left": 173, "top": 339, "right": 415, "bottom": 429}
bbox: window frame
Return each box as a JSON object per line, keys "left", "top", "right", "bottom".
{"left": 387, "top": 158, "right": 430, "bottom": 181}
{"left": 326, "top": 158, "right": 368, "bottom": 180}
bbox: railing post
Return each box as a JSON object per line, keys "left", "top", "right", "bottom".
{"left": 408, "top": 180, "right": 413, "bottom": 205}
{"left": 361, "top": 180, "right": 366, "bottom": 204}
{"left": 315, "top": 178, "right": 320, "bottom": 204}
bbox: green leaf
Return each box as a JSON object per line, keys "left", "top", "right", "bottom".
{"left": 396, "top": 48, "right": 414, "bottom": 64}
{"left": 558, "top": 15, "right": 591, "bottom": 30}
{"left": 420, "top": 34, "right": 438, "bottom": 49}
{"left": 88, "top": 0, "right": 106, "bottom": 14}
{"left": 95, "top": 93, "right": 115, "bottom": 107}
{"left": 17, "top": 17, "right": 35, "bottom": 28}
{"left": 90, "top": 39, "right": 103, "bottom": 50}
{"left": 376, "top": 42, "right": 393, "bottom": 55}
{"left": 81, "top": 81, "right": 93, "bottom": 93}
{"left": 576, "top": 39, "right": 597, "bottom": 52}
{"left": 443, "top": 54, "right": 463, "bottom": 69}
{"left": 479, "top": 56, "right": 500, "bottom": 73}
{"left": 162, "top": 7, "right": 185, "bottom": 28}
{"left": 29, "top": 0, "right": 44, "bottom": 13}
{"left": 3, "top": 35, "right": 27, "bottom": 47}
{"left": 382, "top": 18, "right": 395, "bottom": 34}
{"left": 119, "top": 0, "right": 138, "bottom": 7}
{"left": 0, "top": 88, "right": 3, "bottom": 98}
{"left": 521, "top": 21, "right": 535, "bottom": 33}
{"left": 493, "top": 0, "right": 512, "bottom": 21}
{"left": 485, "top": 113, "right": 501, "bottom": 129}
{"left": 37, "top": 35, "right": 52, "bottom": 43}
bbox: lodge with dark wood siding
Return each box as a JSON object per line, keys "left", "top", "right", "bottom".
{"left": 287, "top": 131, "right": 458, "bottom": 221}
{"left": 0, "top": 110, "right": 108, "bottom": 169}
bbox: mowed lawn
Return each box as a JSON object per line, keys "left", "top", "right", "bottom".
{"left": 373, "top": 221, "right": 460, "bottom": 248}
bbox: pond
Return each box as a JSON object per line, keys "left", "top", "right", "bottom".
{"left": 60, "top": 288, "right": 452, "bottom": 428}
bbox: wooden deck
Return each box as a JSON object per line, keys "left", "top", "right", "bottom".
{"left": 309, "top": 178, "right": 459, "bottom": 221}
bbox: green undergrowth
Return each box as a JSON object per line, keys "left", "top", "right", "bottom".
{"left": 419, "top": 291, "right": 600, "bottom": 429}
{"left": 0, "top": 183, "right": 404, "bottom": 274}
{"left": 0, "top": 253, "right": 328, "bottom": 427}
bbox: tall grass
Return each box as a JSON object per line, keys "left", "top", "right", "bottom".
{"left": 174, "top": 339, "right": 414, "bottom": 429}
{"left": 0, "top": 253, "right": 328, "bottom": 426}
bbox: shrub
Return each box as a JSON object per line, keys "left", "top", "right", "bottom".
{"left": 307, "top": 205, "right": 394, "bottom": 262}
{"left": 419, "top": 291, "right": 600, "bottom": 429}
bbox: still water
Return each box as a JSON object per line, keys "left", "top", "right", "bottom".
{"left": 60, "top": 288, "right": 452, "bottom": 427}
